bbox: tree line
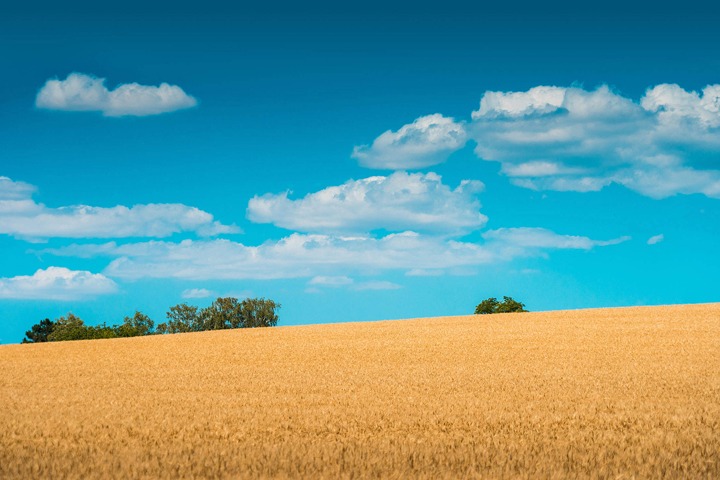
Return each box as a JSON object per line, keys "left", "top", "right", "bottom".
{"left": 21, "top": 297, "right": 280, "bottom": 343}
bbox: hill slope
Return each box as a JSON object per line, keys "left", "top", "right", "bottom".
{"left": 1, "top": 304, "right": 719, "bottom": 478}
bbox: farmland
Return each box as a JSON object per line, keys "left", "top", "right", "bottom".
{"left": 1, "top": 303, "right": 719, "bottom": 478}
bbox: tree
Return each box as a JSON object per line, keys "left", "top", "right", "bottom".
{"left": 22, "top": 318, "right": 56, "bottom": 343}
{"left": 200, "top": 297, "right": 243, "bottom": 330}
{"left": 47, "top": 313, "right": 89, "bottom": 341}
{"left": 165, "top": 303, "right": 202, "bottom": 333}
{"left": 198, "top": 297, "right": 281, "bottom": 330}
{"left": 474, "top": 296, "right": 527, "bottom": 314}
{"left": 496, "top": 296, "right": 527, "bottom": 313}
{"left": 116, "top": 311, "right": 155, "bottom": 337}
{"left": 85, "top": 323, "right": 118, "bottom": 340}
{"left": 474, "top": 297, "right": 500, "bottom": 315}
{"left": 240, "top": 298, "right": 280, "bottom": 328}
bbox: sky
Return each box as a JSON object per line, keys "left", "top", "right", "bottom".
{"left": 1, "top": 0, "right": 719, "bottom": 343}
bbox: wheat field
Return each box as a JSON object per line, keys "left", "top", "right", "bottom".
{"left": 1, "top": 303, "right": 719, "bottom": 478}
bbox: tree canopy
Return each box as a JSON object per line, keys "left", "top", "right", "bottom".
{"left": 116, "top": 311, "right": 155, "bottom": 338}
{"left": 475, "top": 296, "right": 527, "bottom": 314}
{"left": 194, "top": 297, "right": 281, "bottom": 330}
{"left": 238, "top": 298, "right": 280, "bottom": 328}
{"left": 201, "top": 297, "right": 244, "bottom": 330}
{"left": 159, "top": 303, "right": 202, "bottom": 334}
{"left": 47, "top": 313, "right": 89, "bottom": 342}
{"left": 21, "top": 318, "right": 55, "bottom": 343}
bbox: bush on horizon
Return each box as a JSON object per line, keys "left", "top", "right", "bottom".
{"left": 475, "top": 296, "right": 527, "bottom": 315}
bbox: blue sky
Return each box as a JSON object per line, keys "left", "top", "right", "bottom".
{"left": 1, "top": 1, "right": 719, "bottom": 343}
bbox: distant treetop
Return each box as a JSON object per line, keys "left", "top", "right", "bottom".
{"left": 475, "top": 296, "right": 527, "bottom": 315}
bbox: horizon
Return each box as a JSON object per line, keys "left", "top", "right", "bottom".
{"left": 2, "top": 0, "right": 719, "bottom": 343}
{"left": 12, "top": 301, "right": 720, "bottom": 343}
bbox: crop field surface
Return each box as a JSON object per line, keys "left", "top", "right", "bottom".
{"left": 1, "top": 303, "right": 719, "bottom": 478}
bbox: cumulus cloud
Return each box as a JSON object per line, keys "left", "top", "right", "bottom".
{"left": 43, "top": 228, "right": 626, "bottom": 281}
{"left": 0, "top": 267, "right": 117, "bottom": 300}
{"left": 0, "top": 176, "right": 236, "bottom": 240}
{"left": 247, "top": 171, "right": 486, "bottom": 235}
{"left": 352, "top": 114, "right": 467, "bottom": 169}
{"left": 470, "top": 84, "right": 720, "bottom": 199}
{"left": 647, "top": 234, "right": 665, "bottom": 245}
{"left": 36, "top": 73, "right": 197, "bottom": 117}
{"left": 642, "top": 84, "right": 720, "bottom": 128}
{"left": 472, "top": 86, "right": 568, "bottom": 119}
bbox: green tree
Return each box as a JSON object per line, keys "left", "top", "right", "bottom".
{"left": 496, "top": 296, "right": 527, "bottom": 313}
{"left": 165, "top": 303, "right": 202, "bottom": 333}
{"left": 47, "top": 313, "right": 89, "bottom": 341}
{"left": 23, "top": 296, "right": 281, "bottom": 343}
{"left": 200, "top": 297, "right": 243, "bottom": 330}
{"left": 240, "top": 298, "right": 280, "bottom": 328}
{"left": 197, "top": 297, "right": 281, "bottom": 330}
{"left": 22, "top": 318, "right": 56, "bottom": 343}
{"left": 474, "top": 296, "right": 527, "bottom": 314}
{"left": 474, "top": 297, "right": 500, "bottom": 315}
{"left": 86, "top": 323, "right": 118, "bottom": 340}
{"left": 116, "top": 311, "right": 155, "bottom": 337}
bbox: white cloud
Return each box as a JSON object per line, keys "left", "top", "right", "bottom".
{"left": 181, "top": 288, "right": 215, "bottom": 299}
{"left": 36, "top": 73, "right": 197, "bottom": 117}
{"left": 0, "top": 267, "right": 117, "bottom": 300}
{"left": 308, "top": 276, "right": 354, "bottom": 287}
{"left": 43, "top": 228, "right": 626, "bottom": 281}
{"left": 306, "top": 276, "right": 401, "bottom": 292}
{"left": 0, "top": 176, "right": 36, "bottom": 200}
{"left": 472, "top": 86, "right": 567, "bottom": 119}
{"left": 353, "top": 281, "right": 402, "bottom": 291}
{"left": 510, "top": 176, "right": 614, "bottom": 193}
{"left": 642, "top": 84, "right": 720, "bottom": 128}
{"left": 500, "top": 161, "right": 587, "bottom": 178}
{"left": 614, "top": 164, "right": 720, "bottom": 199}
{"left": 247, "top": 171, "right": 486, "bottom": 235}
{"left": 95, "top": 233, "right": 496, "bottom": 280}
{"left": 0, "top": 176, "right": 237, "bottom": 240}
{"left": 306, "top": 276, "right": 344, "bottom": 293}
{"left": 470, "top": 84, "right": 720, "bottom": 199}
{"left": 482, "top": 228, "right": 630, "bottom": 250}
{"left": 405, "top": 269, "right": 444, "bottom": 277}
{"left": 647, "top": 234, "right": 665, "bottom": 245}
{"left": 352, "top": 114, "right": 467, "bottom": 169}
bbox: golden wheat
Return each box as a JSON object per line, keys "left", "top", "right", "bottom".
{"left": 1, "top": 303, "right": 719, "bottom": 478}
